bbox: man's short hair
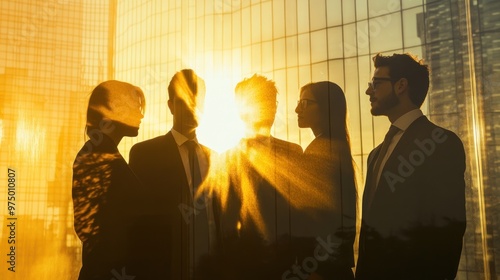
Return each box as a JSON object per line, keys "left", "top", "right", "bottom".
{"left": 234, "top": 74, "right": 278, "bottom": 106}
{"left": 167, "top": 69, "right": 204, "bottom": 100}
{"left": 373, "top": 53, "right": 430, "bottom": 107}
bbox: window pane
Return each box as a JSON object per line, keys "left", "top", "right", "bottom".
{"left": 326, "top": 0, "right": 342, "bottom": 26}
{"left": 368, "top": 0, "right": 400, "bottom": 17}
{"left": 286, "top": 35, "right": 298, "bottom": 67}
{"left": 369, "top": 12, "right": 403, "bottom": 53}
{"left": 357, "top": 20, "right": 370, "bottom": 56}
{"left": 298, "top": 33, "right": 310, "bottom": 65}
{"left": 262, "top": 40, "right": 273, "bottom": 72}
{"left": 251, "top": 3, "right": 261, "bottom": 43}
{"left": 261, "top": 1, "right": 272, "bottom": 41}
{"left": 343, "top": 23, "right": 358, "bottom": 58}
{"left": 343, "top": 0, "right": 356, "bottom": 24}
{"left": 297, "top": 0, "right": 309, "bottom": 33}
{"left": 402, "top": 0, "right": 423, "bottom": 9}
{"left": 273, "top": 0, "right": 285, "bottom": 38}
{"left": 311, "top": 61, "right": 328, "bottom": 82}
{"left": 328, "top": 26, "right": 343, "bottom": 59}
{"left": 273, "top": 38, "right": 286, "bottom": 69}
{"left": 403, "top": 7, "right": 424, "bottom": 48}
{"left": 241, "top": 6, "right": 251, "bottom": 45}
{"left": 356, "top": 0, "right": 368, "bottom": 21}
{"left": 310, "top": 29, "right": 327, "bottom": 63}
{"left": 309, "top": 0, "right": 326, "bottom": 31}
{"left": 285, "top": 0, "right": 297, "bottom": 35}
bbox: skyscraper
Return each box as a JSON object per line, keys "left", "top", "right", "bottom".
{"left": 0, "top": 1, "right": 113, "bottom": 278}
{"left": 419, "top": 0, "right": 500, "bottom": 277}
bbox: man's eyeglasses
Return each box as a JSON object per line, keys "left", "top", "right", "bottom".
{"left": 368, "top": 77, "right": 397, "bottom": 91}
{"left": 297, "top": 99, "right": 317, "bottom": 109}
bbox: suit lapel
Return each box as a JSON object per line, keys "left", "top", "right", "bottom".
{"left": 363, "top": 145, "right": 382, "bottom": 211}
{"left": 380, "top": 117, "right": 427, "bottom": 183}
{"left": 364, "top": 116, "right": 428, "bottom": 212}
{"left": 372, "top": 117, "right": 428, "bottom": 198}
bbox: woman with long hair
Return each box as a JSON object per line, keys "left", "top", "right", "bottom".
{"left": 293, "top": 81, "right": 357, "bottom": 280}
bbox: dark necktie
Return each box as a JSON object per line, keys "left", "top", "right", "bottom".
{"left": 184, "top": 140, "right": 209, "bottom": 277}
{"left": 365, "top": 125, "right": 400, "bottom": 210}
{"left": 186, "top": 140, "right": 202, "bottom": 194}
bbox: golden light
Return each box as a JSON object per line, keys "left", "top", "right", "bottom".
{"left": 15, "top": 112, "right": 46, "bottom": 165}
{"left": 199, "top": 126, "right": 338, "bottom": 240}
{"left": 197, "top": 72, "right": 246, "bottom": 153}
{"left": 0, "top": 119, "right": 3, "bottom": 146}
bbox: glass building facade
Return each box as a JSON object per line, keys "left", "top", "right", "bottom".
{"left": 0, "top": 0, "right": 113, "bottom": 278}
{"left": 0, "top": 0, "right": 498, "bottom": 279}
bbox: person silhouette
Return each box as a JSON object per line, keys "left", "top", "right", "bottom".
{"left": 355, "top": 53, "right": 466, "bottom": 279}
{"left": 291, "top": 81, "right": 357, "bottom": 280}
{"left": 72, "top": 80, "right": 151, "bottom": 279}
{"left": 216, "top": 74, "right": 303, "bottom": 279}
{"left": 129, "top": 69, "right": 216, "bottom": 280}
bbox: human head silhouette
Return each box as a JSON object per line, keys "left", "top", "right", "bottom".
{"left": 167, "top": 69, "right": 205, "bottom": 139}
{"left": 366, "top": 53, "right": 429, "bottom": 122}
{"left": 86, "top": 80, "right": 145, "bottom": 141}
{"left": 296, "top": 81, "right": 348, "bottom": 141}
{"left": 371, "top": 53, "right": 429, "bottom": 107}
{"left": 234, "top": 74, "right": 278, "bottom": 136}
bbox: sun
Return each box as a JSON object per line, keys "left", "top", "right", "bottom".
{"left": 196, "top": 73, "right": 245, "bottom": 153}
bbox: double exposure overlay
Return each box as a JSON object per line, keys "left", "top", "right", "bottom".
{"left": 0, "top": 0, "right": 499, "bottom": 279}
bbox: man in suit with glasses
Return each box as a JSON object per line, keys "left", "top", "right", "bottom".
{"left": 356, "top": 53, "right": 466, "bottom": 280}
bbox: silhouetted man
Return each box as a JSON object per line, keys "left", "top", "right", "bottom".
{"left": 356, "top": 53, "right": 466, "bottom": 280}
{"left": 217, "top": 74, "right": 302, "bottom": 280}
{"left": 129, "top": 69, "right": 215, "bottom": 280}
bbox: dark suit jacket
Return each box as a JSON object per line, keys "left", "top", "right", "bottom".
{"left": 72, "top": 134, "right": 154, "bottom": 280}
{"left": 129, "top": 131, "right": 214, "bottom": 280}
{"left": 356, "top": 116, "right": 466, "bottom": 280}
{"left": 216, "top": 136, "right": 303, "bottom": 280}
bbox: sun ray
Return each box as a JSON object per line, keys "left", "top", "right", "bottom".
{"left": 198, "top": 138, "right": 338, "bottom": 239}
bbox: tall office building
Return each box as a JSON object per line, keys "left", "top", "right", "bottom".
{"left": 0, "top": 1, "right": 113, "bottom": 278}
{"left": 420, "top": 0, "right": 500, "bottom": 278}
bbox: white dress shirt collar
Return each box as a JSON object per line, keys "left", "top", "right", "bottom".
{"left": 392, "top": 109, "right": 424, "bottom": 131}
{"left": 171, "top": 128, "right": 199, "bottom": 147}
